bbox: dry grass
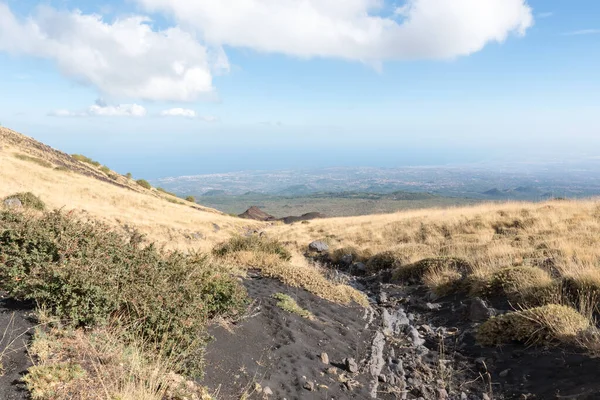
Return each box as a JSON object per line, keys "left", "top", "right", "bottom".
{"left": 272, "top": 293, "right": 315, "bottom": 320}
{"left": 0, "top": 127, "right": 263, "bottom": 251}
{"left": 24, "top": 319, "right": 213, "bottom": 400}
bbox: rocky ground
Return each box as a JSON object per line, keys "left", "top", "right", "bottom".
{"left": 0, "top": 293, "right": 34, "bottom": 400}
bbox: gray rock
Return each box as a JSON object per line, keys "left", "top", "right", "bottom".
{"left": 263, "top": 386, "right": 273, "bottom": 396}
{"left": 377, "top": 291, "right": 389, "bottom": 304}
{"left": 461, "top": 393, "right": 468, "bottom": 400}
{"left": 3, "top": 197, "right": 22, "bottom": 209}
{"left": 382, "top": 307, "right": 410, "bottom": 336}
{"left": 350, "top": 262, "right": 367, "bottom": 276}
{"left": 212, "top": 223, "right": 221, "bottom": 232}
{"left": 437, "top": 388, "right": 449, "bottom": 400}
{"left": 340, "top": 253, "right": 354, "bottom": 266}
{"left": 470, "top": 298, "right": 496, "bottom": 322}
{"left": 408, "top": 326, "right": 426, "bottom": 346}
{"left": 344, "top": 357, "right": 359, "bottom": 373}
{"left": 426, "top": 302, "right": 442, "bottom": 311}
{"left": 378, "top": 374, "right": 387, "bottom": 383}
{"left": 499, "top": 368, "right": 510, "bottom": 378}
{"left": 482, "top": 394, "right": 491, "bottom": 400}
{"left": 303, "top": 381, "right": 315, "bottom": 391}
{"left": 320, "top": 352, "right": 329, "bottom": 365}
{"left": 308, "top": 240, "right": 329, "bottom": 253}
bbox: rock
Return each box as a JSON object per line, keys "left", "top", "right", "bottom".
{"left": 482, "top": 394, "right": 491, "bottom": 400}
{"left": 470, "top": 298, "right": 496, "bottom": 322}
{"left": 303, "top": 381, "right": 315, "bottom": 391}
{"left": 340, "top": 253, "right": 354, "bottom": 266}
{"left": 263, "top": 386, "right": 273, "bottom": 396}
{"left": 212, "top": 223, "right": 221, "bottom": 232}
{"left": 437, "top": 388, "right": 449, "bottom": 400}
{"left": 350, "top": 262, "right": 367, "bottom": 276}
{"left": 382, "top": 308, "right": 410, "bottom": 336}
{"left": 378, "top": 374, "right": 387, "bottom": 383}
{"left": 320, "top": 352, "right": 329, "bottom": 365}
{"left": 377, "top": 291, "right": 389, "bottom": 304}
{"left": 461, "top": 393, "right": 468, "bottom": 400}
{"left": 3, "top": 197, "right": 22, "bottom": 209}
{"left": 344, "top": 357, "right": 359, "bottom": 373}
{"left": 499, "top": 368, "right": 510, "bottom": 378}
{"left": 308, "top": 241, "right": 329, "bottom": 253}
{"left": 326, "top": 367, "right": 337, "bottom": 375}
{"left": 408, "top": 326, "right": 425, "bottom": 346}
{"left": 425, "top": 302, "right": 442, "bottom": 311}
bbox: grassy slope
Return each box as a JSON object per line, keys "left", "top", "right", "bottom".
{"left": 0, "top": 127, "right": 262, "bottom": 251}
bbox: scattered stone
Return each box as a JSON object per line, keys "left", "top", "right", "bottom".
{"left": 437, "top": 388, "right": 449, "bottom": 400}
{"left": 426, "top": 302, "right": 442, "bottom": 311}
{"left": 309, "top": 241, "right": 329, "bottom": 253}
{"left": 263, "top": 386, "right": 273, "bottom": 396}
{"left": 378, "top": 374, "right": 387, "bottom": 383}
{"left": 377, "top": 291, "right": 389, "bottom": 304}
{"left": 482, "top": 394, "right": 491, "bottom": 400}
{"left": 326, "top": 367, "right": 337, "bottom": 375}
{"left": 303, "top": 381, "right": 315, "bottom": 391}
{"left": 212, "top": 223, "right": 220, "bottom": 232}
{"left": 499, "top": 369, "right": 511, "bottom": 378}
{"left": 320, "top": 352, "right": 329, "bottom": 365}
{"left": 3, "top": 197, "right": 22, "bottom": 209}
{"left": 408, "top": 326, "right": 425, "bottom": 346}
{"left": 344, "top": 357, "right": 359, "bottom": 373}
{"left": 470, "top": 298, "right": 496, "bottom": 322}
{"left": 461, "top": 393, "right": 468, "bottom": 400}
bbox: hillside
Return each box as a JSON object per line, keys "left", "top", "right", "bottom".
{"left": 0, "top": 127, "right": 261, "bottom": 251}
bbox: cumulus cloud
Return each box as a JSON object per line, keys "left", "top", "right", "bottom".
{"left": 50, "top": 100, "right": 147, "bottom": 117}
{"left": 0, "top": 3, "right": 226, "bottom": 101}
{"left": 137, "top": 0, "right": 534, "bottom": 61}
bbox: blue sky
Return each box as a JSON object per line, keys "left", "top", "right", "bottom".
{"left": 0, "top": 0, "right": 599, "bottom": 178}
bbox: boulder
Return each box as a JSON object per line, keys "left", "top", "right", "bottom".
{"left": 349, "top": 262, "right": 367, "bottom": 276}
{"left": 344, "top": 357, "right": 359, "bottom": 373}
{"left": 469, "top": 298, "right": 496, "bottom": 322}
{"left": 308, "top": 241, "right": 329, "bottom": 253}
{"left": 3, "top": 197, "right": 22, "bottom": 209}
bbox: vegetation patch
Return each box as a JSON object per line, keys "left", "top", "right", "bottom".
{"left": 136, "top": 179, "right": 152, "bottom": 190}
{"left": 23, "top": 362, "right": 87, "bottom": 399}
{"left": 3, "top": 192, "right": 46, "bottom": 211}
{"left": 157, "top": 187, "right": 178, "bottom": 197}
{"left": 0, "top": 209, "right": 247, "bottom": 375}
{"left": 71, "top": 154, "right": 101, "bottom": 167}
{"left": 366, "top": 251, "right": 400, "bottom": 274}
{"left": 186, "top": 196, "right": 196, "bottom": 203}
{"left": 14, "top": 153, "right": 53, "bottom": 168}
{"left": 477, "top": 305, "right": 589, "bottom": 347}
{"left": 272, "top": 293, "right": 314, "bottom": 320}
{"left": 213, "top": 235, "right": 292, "bottom": 262}
{"left": 393, "top": 257, "right": 471, "bottom": 283}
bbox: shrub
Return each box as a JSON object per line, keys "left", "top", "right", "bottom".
{"left": 14, "top": 153, "right": 53, "bottom": 168}
{"left": 125, "top": 172, "right": 133, "bottom": 179}
{"left": 100, "top": 165, "right": 111, "bottom": 175}
{"left": 136, "top": 179, "right": 152, "bottom": 190}
{"left": 71, "top": 154, "right": 101, "bottom": 167}
{"left": 330, "top": 247, "right": 371, "bottom": 266}
{"left": 393, "top": 257, "right": 471, "bottom": 283}
{"left": 272, "top": 293, "right": 314, "bottom": 319}
{"left": 186, "top": 196, "right": 196, "bottom": 203}
{"left": 213, "top": 235, "right": 292, "bottom": 262}
{"left": 366, "top": 251, "right": 400, "bottom": 273}
{"left": 3, "top": 192, "right": 46, "bottom": 211}
{"left": 0, "top": 210, "right": 247, "bottom": 375}
{"left": 157, "top": 187, "right": 177, "bottom": 197}
{"left": 477, "top": 305, "right": 589, "bottom": 346}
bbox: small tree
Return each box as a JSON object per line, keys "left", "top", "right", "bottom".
{"left": 186, "top": 196, "right": 196, "bottom": 203}
{"left": 136, "top": 179, "right": 152, "bottom": 190}
{"left": 125, "top": 172, "right": 133, "bottom": 179}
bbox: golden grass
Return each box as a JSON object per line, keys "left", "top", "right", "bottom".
{"left": 0, "top": 127, "right": 263, "bottom": 251}
{"left": 272, "top": 293, "right": 315, "bottom": 320}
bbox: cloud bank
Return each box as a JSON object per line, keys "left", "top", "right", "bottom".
{"left": 50, "top": 101, "right": 147, "bottom": 117}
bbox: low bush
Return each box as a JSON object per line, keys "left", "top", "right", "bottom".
{"left": 0, "top": 210, "right": 247, "bottom": 375}
{"left": 186, "top": 196, "right": 196, "bottom": 203}
{"left": 330, "top": 247, "right": 371, "bottom": 266}
{"left": 136, "top": 179, "right": 152, "bottom": 190}
{"left": 3, "top": 192, "right": 46, "bottom": 211}
{"left": 477, "top": 304, "right": 589, "bottom": 346}
{"left": 366, "top": 251, "right": 400, "bottom": 273}
{"left": 213, "top": 235, "right": 292, "bottom": 262}
{"left": 100, "top": 165, "right": 111, "bottom": 175}
{"left": 71, "top": 154, "right": 101, "bottom": 167}
{"left": 393, "top": 257, "right": 471, "bottom": 283}
{"left": 14, "top": 153, "right": 53, "bottom": 168}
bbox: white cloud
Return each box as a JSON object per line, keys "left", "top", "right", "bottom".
{"left": 161, "top": 108, "right": 197, "bottom": 118}
{"left": 563, "top": 29, "right": 600, "bottom": 36}
{"left": 160, "top": 108, "right": 218, "bottom": 121}
{"left": 0, "top": 3, "right": 226, "bottom": 101}
{"left": 137, "top": 0, "right": 534, "bottom": 61}
{"left": 50, "top": 101, "right": 147, "bottom": 117}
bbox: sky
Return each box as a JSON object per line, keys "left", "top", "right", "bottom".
{"left": 0, "top": 0, "right": 599, "bottom": 178}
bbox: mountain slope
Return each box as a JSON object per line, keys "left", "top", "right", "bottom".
{"left": 0, "top": 127, "right": 261, "bottom": 250}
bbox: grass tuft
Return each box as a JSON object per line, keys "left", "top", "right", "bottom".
{"left": 71, "top": 154, "right": 101, "bottom": 167}
{"left": 14, "top": 153, "right": 53, "bottom": 168}
{"left": 272, "top": 293, "right": 314, "bottom": 319}
{"left": 3, "top": 192, "right": 46, "bottom": 210}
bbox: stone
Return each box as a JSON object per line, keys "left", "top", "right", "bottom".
{"left": 437, "top": 388, "right": 449, "bottom": 400}
{"left": 470, "top": 298, "right": 496, "bottom": 322}
{"left": 320, "top": 352, "right": 329, "bottom": 365}
{"left": 340, "top": 253, "right": 354, "bottom": 266}
{"left": 309, "top": 240, "right": 329, "bottom": 253}
{"left": 499, "top": 369, "right": 510, "bottom": 378}
{"left": 425, "top": 302, "right": 442, "bottom": 311}
{"left": 326, "top": 367, "right": 337, "bottom": 375}
{"left": 408, "top": 326, "right": 425, "bottom": 346}
{"left": 303, "top": 381, "right": 315, "bottom": 391}
{"left": 212, "top": 223, "right": 221, "bottom": 232}
{"left": 482, "top": 394, "right": 491, "bottom": 400}
{"left": 350, "top": 262, "right": 367, "bottom": 276}
{"left": 263, "top": 386, "right": 273, "bottom": 396}
{"left": 344, "top": 357, "right": 359, "bottom": 373}
{"left": 3, "top": 197, "right": 22, "bottom": 209}
{"left": 461, "top": 393, "right": 468, "bottom": 400}
{"left": 378, "top": 374, "right": 387, "bottom": 383}
{"left": 377, "top": 291, "right": 389, "bottom": 304}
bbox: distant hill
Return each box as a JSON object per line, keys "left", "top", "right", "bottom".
{"left": 202, "top": 189, "right": 229, "bottom": 196}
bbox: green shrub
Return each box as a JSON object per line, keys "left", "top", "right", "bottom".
{"left": 71, "top": 154, "right": 101, "bottom": 167}
{"left": 185, "top": 196, "right": 196, "bottom": 203}
{"left": 136, "top": 179, "right": 152, "bottom": 190}
{"left": 477, "top": 305, "right": 588, "bottom": 346}
{"left": 125, "top": 172, "right": 133, "bottom": 179}
{"left": 0, "top": 210, "right": 247, "bottom": 375}
{"left": 14, "top": 153, "right": 53, "bottom": 168}
{"left": 213, "top": 235, "right": 292, "bottom": 262}
{"left": 157, "top": 187, "right": 177, "bottom": 197}
{"left": 100, "top": 166, "right": 111, "bottom": 175}
{"left": 272, "top": 293, "right": 314, "bottom": 319}
{"left": 3, "top": 192, "right": 46, "bottom": 211}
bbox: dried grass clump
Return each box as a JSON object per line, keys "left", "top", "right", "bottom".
{"left": 393, "top": 258, "right": 471, "bottom": 283}
{"left": 366, "top": 251, "right": 402, "bottom": 274}
{"left": 3, "top": 192, "right": 46, "bottom": 210}
{"left": 477, "top": 305, "right": 589, "bottom": 346}
{"left": 330, "top": 247, "right": 371, "bottom": 265}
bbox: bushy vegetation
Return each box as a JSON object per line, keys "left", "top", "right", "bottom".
{"left": 3, "top": 192, "right": 46, "bottom": 211}
{"left": 71, "top": 154, "right": 101, "bottom": 167}
{"left": 477, "top": 305, "right": 589, "bottom": 346}
{"left": 272, "top": 293, "right": 314, "bottom": 320}
{"left": 186, "top": 196, "right": 196, "bottom": 203}
{"left": 100, "top": 165, "right": 111, "bottom": 175}
{"left": 157, "top": 187, "right": 178, "bottom": 197}
{"left": 0, "top": 209, "right": 247, "bottom": 375}
{"left": 125, "top": 172, "right": 133, "bottom": 179}
{"left": 136, "top": 179, "right": 152, "bottom": 190}
{"left": 213, "top": 235, "right": 292, "bottom": 262}
{"left": 14, "top": 153, "right": 53, "bottom": 168}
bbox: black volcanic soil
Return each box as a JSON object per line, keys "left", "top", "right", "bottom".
{"left": 201, "top": 274, "right": 375, "bottom": 399}
{"left": 0, "top": 293, "right": 34, "bottom": 400}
